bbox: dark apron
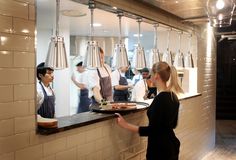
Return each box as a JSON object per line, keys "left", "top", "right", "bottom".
{"left": 147, "top": 86, "right": 157, "bottom": 99}
{"left": 77, "top": 88, "right": 91, "bottom": 113}
{"left": 114, "top": 71, "right": 129, "bottom": 101}
{"left": 97, "top": 66, "right": 112, "bottom": 101}
{"left": 37, "top": 82, "right": 55, "bottom": 118}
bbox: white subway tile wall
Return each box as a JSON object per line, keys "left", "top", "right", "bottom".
{"left": 0, "top": 0, "right": 216, "bottom": 160}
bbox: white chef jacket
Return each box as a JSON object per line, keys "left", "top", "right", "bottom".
{"left": 111, "top": 69, "right": 126, "bottom": 87}
{"left": 37, "top": 82, "right": 54, "bottom": 111}
{"left": 131, "top": 79, "right": 147, "bottom": 102}
{"left": 75, "top": 70, "right": 89, "bottom": 90}
{"left": 86, "top": 64, "right": 112, "bottom": 98}
{"left": 131, "top": 73, "right": 143, "bottom": 85}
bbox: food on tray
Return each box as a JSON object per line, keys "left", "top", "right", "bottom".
{"left": 37, "top": 114, "right": 58, "bottom": 128}
{"left": 100, "top": 102, "right": 137, "bottom": 110}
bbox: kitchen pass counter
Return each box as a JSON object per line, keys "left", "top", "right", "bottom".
{"left": 37, "top": 93, "right": 201, "bottom": 135}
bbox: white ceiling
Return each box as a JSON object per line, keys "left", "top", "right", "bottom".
{"left": 36, "top": 0, "right": 168, "bottom": 38}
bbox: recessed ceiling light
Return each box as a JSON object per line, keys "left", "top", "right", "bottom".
{"left": 133, "top": 34, "right": 143, "bottom": 37}
{"left": 61, "top": 10, "right": 87, "bottom": 17}
{"left": 91, "top": 23, "right": 102, "bottom": 27}
{"left": 112, "top": 6, "right": 117, "bottom": 10}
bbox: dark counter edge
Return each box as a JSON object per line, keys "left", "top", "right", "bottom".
{"left": 37, "top": 93, "right": 201, "bottom": 135}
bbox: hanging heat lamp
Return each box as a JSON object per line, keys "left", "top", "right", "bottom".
{"left": 45, "top": 0, "right": 68, "bottom": 69}
{"left": 184, "top": 34, "right": 194, "bottom": 68}
{"left": 132, "top": 18, "right": 146, "bottom": 70}
{"left": 149, "top": 23, "right": 161, "bottom": 68}
{"left": 112, "top": 11, "right": 129, "bottom": 69}
{"left": 83, "top": 0, "right": 102, "bottom": 69}
{"left": 162, "top": 28, "right": 173, "bottom": 66}
{"left": 173, "top": 31, "right": 184, "bottom": 68}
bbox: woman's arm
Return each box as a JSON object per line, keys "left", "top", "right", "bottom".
{"left": 115, "top": 113, "right": 139, "bottom": 133}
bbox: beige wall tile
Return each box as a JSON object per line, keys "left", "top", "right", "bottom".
{"left": 28, "top": 68, "right": 35, "bottom": 83}
{"left": 14, "top": 84, "right": 35, "bottom": 101}
{"left": 0, "top": 119, "right": 14, "bottom": 137}
{"left": 15, "top": 115, "right": 35, "bottom": 133}
{"left": 14, "top": 52, "right": 35, "bottom": 67}
{"left": 55, "top": 148, "right": 76, "bottom": 160}
{"left": 0, "top": 33, "right": 34, "bottom": 52}
{"left": 29, "top": 4, "right": 35, "bottom": 20}
{"left": 17, "top": 0, "right": 35, "bottom": 5}
{"left": 13, "top": 18, "right": 35, "bottom": 36}
{"left": 0, "top": 152, "right": 14, "bottom": 160}
{"left": 0, "top": 0, "right": 28, "bottom": 19}
{"left": 0, "top": 101, "right": 29, "bottom": 120}
{"left": 15, "top": 144, "right": 43, "bottom": 160}
{"left": 29, "top": 100, "right": 36, "bottom": 115}
{"left": 0, "top": 15, "right": 12, "bottom": 33}
{"left": 43, "top": 138, "right": 67, "bottom": 156}
{"left": 0, "top": 68, "right": 28, "bottom": 85}
{"left": 77, "top": 142, "right": 95, "bottom": 157}
{"left": 0, "top": 132, "right": 29, "bottom": 154}
{"left": 0, "top": 51, "right": 13, "bottom": 67}
{"left": 85, "top": 127, "right": 102, "bottom": 143}
{"left": 67, "top": 132, "right": 86, "bottom": 148}
{"left": 30, "top": 131, "right": 56, "bottom": 146}
{"left": 40, "top": 155, "right": 55, "bottom": 160}
{"left": 0, "top": 85, "right": 13, "bottom": 102}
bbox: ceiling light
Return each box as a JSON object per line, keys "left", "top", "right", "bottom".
{"left": 112, "top": 6, "right": 117, "bottom": 10}
{"left": 216, "top": 0, "right": 225, "bottom": 9}
{"left": 45, "top": 0, "right": 68, "bottom": 69}
{"left": 207, "top": 0, "right": 235, "bottom": 27}
{"left": 162, "top": 29, "right": 173, "bottom": 65}
{"left": 112, "top": 12, "right": 129, "bottom": 69}
{"left": 91, "top": 23, "right": 102, "bottom": 27}
{"left": 83, "top": 0, "right": 102, "bottom": 69}
{"left": 149, "top": 23, "right": 161, "bottom": 68}
{"left": 132, "top": 18, "right": 146, "bottom": 69}
{"left": 133, "top": 34, "right": 143, "bottom": 37}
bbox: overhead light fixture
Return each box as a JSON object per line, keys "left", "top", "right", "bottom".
{"left": 91, "top": 23, "right": 102, "bottom": 27}
{"left": 45, "top": 0, "right": 68, "bottom": 69}
{"left": 112, "top": 11, "right": 129, "bottom": 69}
{"left": 162, "top": 28, "right": 173, "bottom": 65}
{"left": 83, "top": 0, "right": 102, "bottom": 69}
{"left": 174, "top": 31, "right": 184, "bottom": 68}
{"left": 132, "top": 18, "right": 146, "bottom": 69}
{"left": 184, "top": 34, "right": 194, "bottom": 68}
{"left": 149, "top": 23, "right": 161, "bottom": 68}
{"left": 207, "top": 0, "right": 235, "bottom": 27}
{"left": 133, "top": 34, "right": 143, "bottom": 37}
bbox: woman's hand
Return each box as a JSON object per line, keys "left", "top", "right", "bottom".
{"left": 115, "top": 113, "right": 139, "bottom": 133}
{"left": 115, "top": 113, "right": 128, "bottom": 129}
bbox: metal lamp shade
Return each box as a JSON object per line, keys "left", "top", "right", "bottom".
{"left": 132, "top": 45, "right": 146, "bottom": 69}
{"left": 173, "top": 51, "right": 184, "bottom": 68}
{"left": 112, "top": 43, "right": 129, "bottom": 68}
{"left": 149, "top": 48, "right": 160, "bottom": 68}
{"left": 162, "top": 50, "right": 173, "bottom": 66}
{"left": 83, "top": 41, "right": 102, "bottom": 69}
{"left": 45, "top": 36, "right": 68, "bottom": 69}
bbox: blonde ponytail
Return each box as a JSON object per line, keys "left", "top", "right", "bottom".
{"left": 167, "top": 66, "right": 184, "bottom": 95}
{"left": 151, "top": 62, "right": 184, "bottom": 95}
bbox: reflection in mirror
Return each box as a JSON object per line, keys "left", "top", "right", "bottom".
{"left": 36, "top": 0, "right": 196, "bottom": 120}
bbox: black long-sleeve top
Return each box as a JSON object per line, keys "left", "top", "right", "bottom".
{"left": 139, "top": 91, "right": 180, "bottom": 160}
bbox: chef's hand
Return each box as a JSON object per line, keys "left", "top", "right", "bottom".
{"left": 115, "top": 113, "right": 128, "bottom": 128}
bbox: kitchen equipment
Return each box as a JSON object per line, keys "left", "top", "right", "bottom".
{"left": 162, "top": 28, "right": 173, "bottom": 65}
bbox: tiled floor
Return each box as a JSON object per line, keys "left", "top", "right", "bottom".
{"left": 201, "top": 120, "right": 236, "bottom": 160}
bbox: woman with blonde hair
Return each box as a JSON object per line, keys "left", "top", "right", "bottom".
{"left": 116, "top": 62, "right": 183, "bottom": 160}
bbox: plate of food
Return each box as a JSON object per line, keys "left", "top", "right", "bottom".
{"left": 90, "top": 101, "right": 149, "bottom": 113}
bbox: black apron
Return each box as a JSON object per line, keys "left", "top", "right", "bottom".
{"left": 113, "top": 71, "right": 129, "bottom": 101}
{"left": 37, "top": 82, "right": 55, "bottom": 118}
{"left": 97, "top": 66, "right": 112, "bottom": 101}
{"left": 77, "top": 88, "right": 91, "bottom": 113}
